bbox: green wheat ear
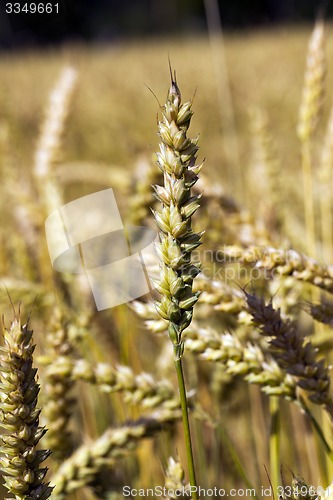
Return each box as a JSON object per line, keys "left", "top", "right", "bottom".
{"left": 153, "top": 73, "right": 203, "bottom": 353}
{"left": 0, "top": 317, "right": 53, "bottom": 500}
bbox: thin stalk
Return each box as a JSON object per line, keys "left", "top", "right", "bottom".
{"left": 218, "top": 425, "right": 260, "bottom": 499}
{"left": 248, "top": 384, "right": 268, "bottom": 489}
{"left": 320, "top": 190, "right": 333, "bottom": 262}
{"left": 193, "top": 400, "right": 258, "bottom": 497}
{"left": 301, "top": 142, "right": 316, "bottom": 256}
{"left": 269, "top": 396, "right": 280, "bottom": 497}
{"left": 192, "top": 411, "right": 208, "bottom": 489}
{"left": 174, "top": 345, "right": 198, "bottom": 500}
{"left": 301, "top": 138, "right": 332, "bottom": 480}
{"left": 298, "top": 398, "right": 333, "bottom": 461}
{"left": 304, "top": 403, "right": 329, "bottom": 483}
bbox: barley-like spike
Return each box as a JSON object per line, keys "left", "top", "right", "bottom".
{"left": 304, "top": 297, "right": 333, "bottom": 326}
{"left": 194, "top": 275, "right": 247, "bottom": 315}
{"left": 245, "top": 291, "right": 333, "bottom": 416}
{"left": 0, "top": 318, "right": 53, "bottom": 499}
{"left": 319, "top": 102, "right": 333, "bottom": 261}
{"left": 319, "top": 103, "right": 333, "bottom": 184}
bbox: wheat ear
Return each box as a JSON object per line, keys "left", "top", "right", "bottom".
{"left": 184, "top": 327, "right": 296, "bottom": 400}
{"left": 34, "top": 65, "right": 77, "bottom": 182}
{"left": 164, "top": 457, "right": 190, "bottom": 499}
{"left": 50, "top": 409, "right": 180, "bottom": 500}
{"left": 153, "top": 78, "right": 202, "bottom": 344}
{"left": 38, "top": 310, "right": 77, "bottom": 463}
{"left": 0, "top": 318, "right": 53, "bottom": 499}
{"left": 222, "top": 244, "right": 333, "bottom": 294}
{"left": 41, "top": 356, "right": 179, "bottom": 410}
{"left": 297, "top": 21, "right": 325, "bottom": 143}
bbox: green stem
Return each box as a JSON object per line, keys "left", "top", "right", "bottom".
{"left": 218, "top": 426, "right": 260, "bottom": 499}
{"left": 174, "top": 344, "right": 198, "bottom": 500}
{"left": 269, "top": 396, "right": 280, "bottom": 497}
{"left": 320, "top": 181, "right": 333, "bottom": 262}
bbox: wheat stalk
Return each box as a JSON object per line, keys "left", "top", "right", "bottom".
{"left": 151, "top": 71, "right": 204, "bottom": 496}
{"left": 319, "top": 103, "right": 333, "bottom": 261}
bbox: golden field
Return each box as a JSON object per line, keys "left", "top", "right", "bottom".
{"left": 1, "top": 24, "right": 333, "bottom": 500}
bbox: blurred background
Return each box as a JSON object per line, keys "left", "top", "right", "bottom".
{"left": 1, "top": 2, "right": 333, "bottom": 499}
{"left": 0, "top": 0, "right": 331, "bottom": 222}
{"left": 0, "top": 0, "right": 332, "bottom": 48}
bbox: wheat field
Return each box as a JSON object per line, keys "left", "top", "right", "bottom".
{"left": 1, "top": 23, "right": 333, "bottom": 500}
